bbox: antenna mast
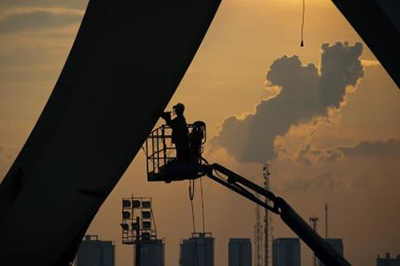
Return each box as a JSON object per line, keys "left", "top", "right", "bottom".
{"left": 254, "top": 193, "right": 263, "bottom": 266}
{"left": 310, "top": 216, "right": 319, "bottom": 266}
{"left": 263, "top": 164, "right": 271, "bottom": 266}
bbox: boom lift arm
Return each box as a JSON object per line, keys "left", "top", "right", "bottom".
{"left": 205, "top": 163, "right": 351, "bottom": 266}
{"left": 145, "top": 122, "right": 352, "bottom": 266}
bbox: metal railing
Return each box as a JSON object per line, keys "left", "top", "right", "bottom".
{"left": 144, "top": 123, "right": 206, "bottom": 178}
{"left": 145, "top": 125, "right": 174, "bottom": 177}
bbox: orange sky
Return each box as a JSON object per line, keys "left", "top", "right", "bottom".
{"left": 1, "top": 0, "right": 400, "bottom": 265}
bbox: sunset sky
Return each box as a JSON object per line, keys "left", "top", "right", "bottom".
{"left": 1, "top": 0, "right": 400, "bottom": 265}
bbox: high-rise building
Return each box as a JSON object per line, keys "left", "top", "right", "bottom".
{"left": 179, "top": 232, "right": 214, "bottom": 266}
{"left": 139, "top": 239, "right": 165, "bottom": 266}
{"left": 376, "top": 253, "right": 400, "bottom": 266}
{"left": 272, "top": 238, "right": 300, "bottom": 266}
{"left": 229, "top": 238, "right": 252, "bottom": 266}
{"left": 75, "top": 235, "right": 115, "bottom": 266}
{"left": 318, "top": 238, "right": 344, "bottom": 266}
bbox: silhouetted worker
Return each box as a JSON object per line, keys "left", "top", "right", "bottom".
{"left": 161, "top": 103, "right": 189, "bottom": 162}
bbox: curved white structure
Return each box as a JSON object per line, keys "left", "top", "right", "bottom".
{"left": 0, "top": 0, "right": 221, "bottom": 264}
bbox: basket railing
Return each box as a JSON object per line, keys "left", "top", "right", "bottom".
{"left": 145, "top": 123, "right": 206, "bottom": 176}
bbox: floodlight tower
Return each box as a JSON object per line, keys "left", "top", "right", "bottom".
{"left": 121, "top": 196, "right": 158, "bottom": 266}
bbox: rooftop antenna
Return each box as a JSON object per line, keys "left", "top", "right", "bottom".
{"left": 254, "top": 193, "right": 263, "bottom": 266}
{"left": 264, "top": 164, "right": 271, "bottom": 266}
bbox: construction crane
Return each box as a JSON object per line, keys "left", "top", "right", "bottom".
{"left": 144, "top": 122, "right": 351, "bottom": 266}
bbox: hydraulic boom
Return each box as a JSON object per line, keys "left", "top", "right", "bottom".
{"left": 145, "top": 123, "right": 352, "bottom": 266}
{"left": 205, "top": 163, "right": 351, "bottom": 266}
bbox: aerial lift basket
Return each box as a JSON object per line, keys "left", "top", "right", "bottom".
{"left": 144, "top": 121, "right": 207, "bottom": 182}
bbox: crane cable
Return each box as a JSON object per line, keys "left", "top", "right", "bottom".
{"left": 200, "top": 177, "right": 208, "bottom": 265}
{"left": 188, "top": 176, "right": 208, "bottom": 266}
{"left": 300, "top": 0, "right": 306, "bottom": 47}
{"left": 189, "top": 179, "right": 200, "bottom": 266}
{"left": 188, "top": 156, "right": 211, "bottom": 265}
{"left": 199, "top": 157, "right": 209, "bottom": 264}
{"left": 200, "top": 177, "right": 206, "bottom": 233}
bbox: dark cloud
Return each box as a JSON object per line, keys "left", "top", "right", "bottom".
{"left": 306, "top": 149, "right": 343, "bottom": 163}
{"left": 282, "top": 170, "right": 376, "bottom": 193}
{"left": 0, "top": 9, "right": 83, "bottom": 34}
{"left": 213, "top": 42, "right": 364, "bottom": 163}
{"left": 325, "top": 150, "right": 343, "bottom": 162}
{"left": 0, "top": 1, "right": 87, "bottom": 10}
{"left": 282, "top": 172, "right": 341, "bottom": 193}
{"left": 296, "top": 139, "right": 400, "bottom": 165}
{"left": 338, "top": 139, "right": 400, "bottom": 158}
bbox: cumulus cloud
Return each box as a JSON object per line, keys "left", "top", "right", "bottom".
{"left": 213, "top": 42, "right": 364, "bottom": 163}
{"left": 338, "top": 139, "right": 400, "bottom": 158}
{"left": 361, "top": 59, "right": 380, "bottom": 67}
{"left": 0, "top": 7, "right": 83, "bottom": 34}
{"left": 294, "top": 139, "right": 400, "bottom": 165}
{"left": 296, "top": 145, "right": 312, "bottom": 165}
{"left": 295, "top": 148, "right": 343, "bottom": 164}
{"left": 325, "top": 150, "right": 343, "bottom": 162}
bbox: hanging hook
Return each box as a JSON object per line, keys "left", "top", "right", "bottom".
{"left": 300, "top": 0, "right": 306, "bottom": 47}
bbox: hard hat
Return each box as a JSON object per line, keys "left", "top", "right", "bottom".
{"left": 173, "top": 103, "right": 185, "bottom": 113}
